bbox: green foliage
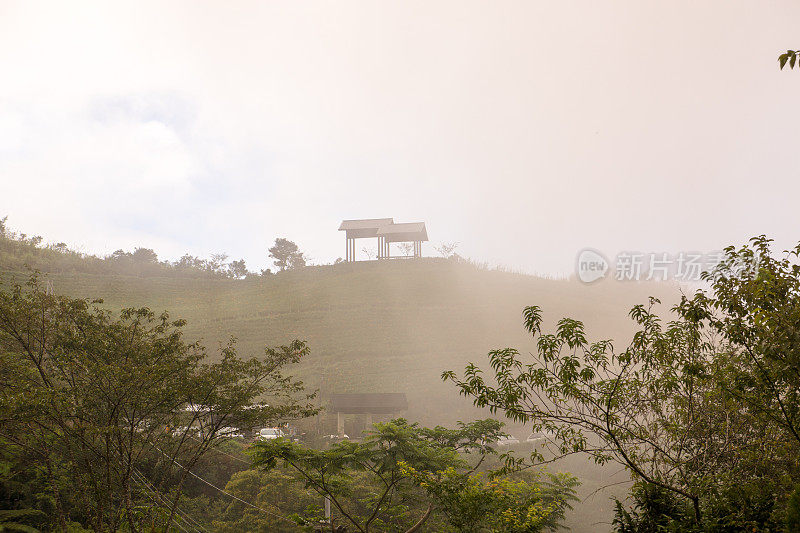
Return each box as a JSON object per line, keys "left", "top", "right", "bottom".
{"left": 0, "top": 509, "right": 46, "bottom": 532}
{"left": 677, "top": 236, "right": 800, "bottom": 448}
{"left": 612, "top": 481, "right": 694, "bottom": 533}
{"left": 445, "top": 297, "right": 720, "bottom": 522}
{"left": 780, "top": 50, "right": 799, "bottom": 69}
{"left": 250, "top": 418, "right": 575, "bottom": 533}
{"left": 0, "top": 216, "right": 251, "bottom": 279}
{"left": 403, "top": 465, "right": 577, "bottom": 533}
{"left": 212, "top": 468, "right": 319, "bottom": 532}
{"left": 445, "top": 236, "right": 800, "bottom": 529}
{"left": 252, "top": 418, "right": 496, "bottom": 532}
{"left": 268, "top": 238, "right": 307, "bottom": 271}
{"left": 0, "top": 275, "right": 318, "bottom": 531}
{"left": 787, "top": 485, "right": 800, "bottom": 533}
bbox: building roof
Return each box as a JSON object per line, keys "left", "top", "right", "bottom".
{"left": 329, "top": 393, "right": 408, "bottom": 414}
{"left": 376, "top": 222, "right": 428, "bottom": 242}
{"left": 375, "top": 222, "right": 426, "bottom": 235}
{"left": 338, "top": 218, "right": 394, "bottom": 231}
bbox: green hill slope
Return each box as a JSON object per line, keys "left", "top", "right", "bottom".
{"left": 4, "top": 258, "right": 677, "bottom": 425}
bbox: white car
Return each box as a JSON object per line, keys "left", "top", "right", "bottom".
{"left": 218, "top": 427, "right": 246, "bottom": 438}
{"left": 258, "top": 428, "right": 286, "bottom": 440}
{"left": 496, "top": 435, "right": 520, "bottom": 446}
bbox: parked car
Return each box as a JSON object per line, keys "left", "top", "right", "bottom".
{"left": 323, "top": 434, "right": 349, "bottom": 440}
{"left": 258, "top": 427, "right": 286, "bottom": 440}
{"left": 496, "top": 435, "right": 520, "bottom": 446}
{"left": 218, "top": 427, "right": 246, "bottom": 438}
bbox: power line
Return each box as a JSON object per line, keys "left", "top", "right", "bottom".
{"left": 188, "top": 435, "right": 251, "bottom": 465}
{"left": 109, "top": 440, "right": 207, "bottom": 533}
{"left": 131, "top": 467, "right": 208, "bottom": 533}
{"left": 130, "top": 469, "right": 197, "bottom": 533}
{"left": 150, "top": 444, "right": 299, "bottom": 527}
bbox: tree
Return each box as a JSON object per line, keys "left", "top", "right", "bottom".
{"left": 676, "top": 236, "right": 800, "bottom": 448}
{"left": 212, "top": 468, "right": 320, "bottom": 532}
{"left": 269, "top": 238, "right": 306, "bottom": 271}
{"left": 443, "top": 237, "right": 800, "bottom": 528}
{"left": 402, "top": 466, "right": 577, "bottom": 533}
{"left": 228, "top": 259, "right": 249, "bottom": 279}
{"left": 399, "top": 243, "right": 414, "bottom": 257}
{"left": 435, "top": 242, "right": 459, "bottom": 259}
{"left": 251, "top": 418, "right": 576, "bottom": 533}
{"left": 252, "top": 419, "right": 504, "bottom": 532}
{"left": 132, "top": 247, "right": 158, "bottom": 263}
{"left": 208, "top": 252, "right": 229, "bottom": 275}
{"left": 445, "top": 301, "right": 724, "bottom": 524}
{"left": 0, "top": 275, "right": 319, "bottom": 531}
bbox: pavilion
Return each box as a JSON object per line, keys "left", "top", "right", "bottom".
{"left": 338, "top": 218, "right": 428, "bottom": 261}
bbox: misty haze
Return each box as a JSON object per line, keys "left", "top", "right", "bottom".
{"left": 1, "top": 2, "right": 800, "bottom": 533}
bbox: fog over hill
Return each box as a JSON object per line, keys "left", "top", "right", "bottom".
{"left": 1, "top": 237, "right": 687, "bottom": 530}
{"left": 5, "top": 259, "right": 678, "bottom": 423}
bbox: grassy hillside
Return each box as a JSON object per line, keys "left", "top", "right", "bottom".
{"left": 3, "top": 258, "right": 678, "bottom": 425}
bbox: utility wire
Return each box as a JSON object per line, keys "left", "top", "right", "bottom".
{"left": 151, "top": 444, "right": 299, "bottom": 527}
{"left": 187, "top": 435, "right": 251, "bottom": 465}
{"left": 129, "top": 470, "right": 194, "bottom": 533}
{"left": 131, "top": 467, "right": 208, "bottom": 533}
{"left": 110, "top": 441, "right": 206, "bottom": 533}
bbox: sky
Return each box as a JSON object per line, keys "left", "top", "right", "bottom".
{"left": 1, "top": 1, "right": 799, "bottom": 275}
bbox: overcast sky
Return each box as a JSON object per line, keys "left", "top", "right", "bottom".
{"left": 1, "top": 1, "right": 799, "bottom": 275}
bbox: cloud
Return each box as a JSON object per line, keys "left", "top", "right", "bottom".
{"left": 2, "top": 1, "right": 800, "bottom": 274}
